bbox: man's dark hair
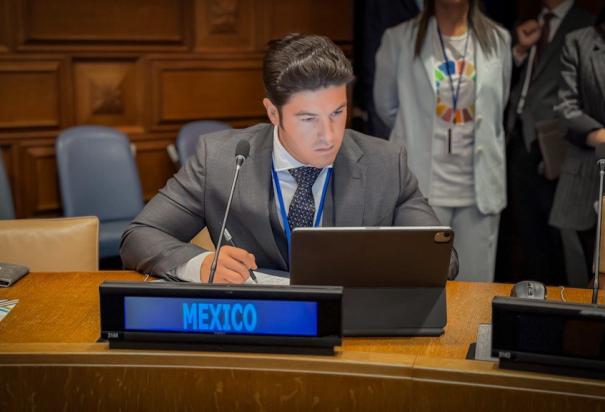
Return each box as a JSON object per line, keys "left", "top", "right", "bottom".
{"left": 414, "top": 0, "right": 504, "bottom": 58}
{"left": 263, "top": 33, "right": 354, "bottom": 108}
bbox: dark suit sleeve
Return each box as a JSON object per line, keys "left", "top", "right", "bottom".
{"left": 120, "top": 139, "right": 210, "bottom": 279}
{"left": 557, "top": 33, "right": 604, "bottom": 148}
{"left": 392, "top": 144, "right": 459, "bottom": 279}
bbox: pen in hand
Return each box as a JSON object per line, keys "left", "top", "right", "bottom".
{"left": 224, "top": 229, "right": 258, "bottom": 283}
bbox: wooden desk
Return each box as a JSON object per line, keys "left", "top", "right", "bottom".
{"left": 0, "top": 272, "right": 604, "bottom": 411}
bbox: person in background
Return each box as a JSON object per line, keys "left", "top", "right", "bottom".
{"left": 550, "top": 7, "right": 605, "bottom": 282}
{"left": 352, "top": 0, "right": 422, "bottom": 138}
{"left": 374, "top": 0, "right": 511, "bottom": 282}
{"left": 504, "top": 0, "right": 593, "bottom": 285}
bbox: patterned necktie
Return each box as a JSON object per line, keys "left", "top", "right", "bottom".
{"left": 287, "top": 166, "right": 323, "bottom": 231}
{"left": 534, "top": 12, "right": 555, "bottom": 71}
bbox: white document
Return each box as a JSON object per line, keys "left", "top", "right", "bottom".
{"left": 246, "top": 271, "right": 290, "bottom": 286}
{"left": 0, "top": 299, "right": 18, "bottom": 323}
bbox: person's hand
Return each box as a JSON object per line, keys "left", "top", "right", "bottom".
{"left": 514, "top": 19, "right": 542, "bottom": 56}
{"left": 588, "top": 129, "right": 605, "bottom": 147}
{"left": 200, "top": 246, "right": 257, "bottom": 284}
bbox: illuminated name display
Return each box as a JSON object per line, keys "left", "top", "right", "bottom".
{"left": 182, "top": 302, "right": 257, "bottom": 332}
{"left": 124, "top": 296, "right": 318, "bottom": 336}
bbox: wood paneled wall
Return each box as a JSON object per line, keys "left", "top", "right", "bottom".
{"left": 0, "top": 0, "right": 353, "bottom": 218}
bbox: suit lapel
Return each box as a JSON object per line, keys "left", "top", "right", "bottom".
{"left": 421, "top": 18, "right": 437, "bottom": 95}
{"left": 235, "top": 125, "right": 287, "bottom": 269}
{"left": 532, "top": 8, "right": 578, "bottom": 81}
{"left": 475, "top": 33, "right": 487, "bottom": 102}
{"left": 333, "top": 134, "right": 365, "bottom": 226}
{"left": 591, "top": 34, "right": 605, "bottom": 106}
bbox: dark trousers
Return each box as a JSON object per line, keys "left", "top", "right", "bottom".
{"left": 507, "top": 126, "right": 566, "bottom": 285}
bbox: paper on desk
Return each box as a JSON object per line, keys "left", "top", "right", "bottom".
{"left": 150, "top": 272, "right": 290, "bottom": 285}
{"left": 246, "top": 271, "right": 290, "bottom": 286}
{"left": 0, "top": 299, "right": 18, "bottom": 323}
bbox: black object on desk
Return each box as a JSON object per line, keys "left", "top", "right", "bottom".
{"left": 0, "top": 262, "right": 29, "bottom": 287}
{"left": 100, "top": 281, "right": 342, "bottom": 355}
{"left": 510, "top": 281, "right": 546, "bottom": 300}
{"left": 492, "top": 296, "right": 605, "bottom": 379}
{"left": 290, "top": 226, "right": 452, "bottom": 337}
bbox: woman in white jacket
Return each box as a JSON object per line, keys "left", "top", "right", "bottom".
{"left": 374, "top": 0, "right": 511, "bottom": 281}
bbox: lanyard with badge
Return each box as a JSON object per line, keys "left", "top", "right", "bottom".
{"left": 437, "top": 25, "right": 470, "bottom": 155}
{"left": 271, "top": 164, "right": 332, "bottom": 254}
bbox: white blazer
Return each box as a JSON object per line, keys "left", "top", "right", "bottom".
{"left": 374, "top": 17, "right": 512, "bottom": 214}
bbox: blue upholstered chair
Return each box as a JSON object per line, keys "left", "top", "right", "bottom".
{"left": 0, "top": 153, "right": 15, "bottom": 219}
{"left": 56, "top": 126, "right": 144, "bottom": 259}
{"left": 167, "top": 120, "right": 232, "bottom": 167}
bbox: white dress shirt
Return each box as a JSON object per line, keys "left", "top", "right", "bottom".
{"left": 175, "top": 126, "right": 332, "bottom": 282}
{"left": 271, "top": 125, "right": 332, "bottom": 230}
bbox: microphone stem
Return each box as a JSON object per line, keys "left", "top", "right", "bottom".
{"left": 208, "top": 162, "right": 243, "bottom": 284}
{"left": 592, "top": 161, "right": 605, "bottom": 304}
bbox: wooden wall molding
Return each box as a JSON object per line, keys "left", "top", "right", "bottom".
{"left": 14, "top": 0, "right": 192, "bottom": 52}
{"left": 132, "top": 138, "right": 177, "bottom": 201}
{"left": 194, "top": 0, "right": 260, "bottom": 53}
{"left": 73, "top": 58, "right": 144, "bottom": 133}
{"left": 18, "top": 141, "right": 60, "bottom": 217}
{"left": 149, "top": 57, "right": 266, "bottom": 132}
{"left": 0, "top": 59, "right": 69, "bottom": 131}
{"left": 265, "top": 0, "right": 353, "bottom": 44}
{"left": 0, "top": 0, "right": 9, "bottom": 53}
{"left": 0, "top": 0, "right": 353, "bottom": 218}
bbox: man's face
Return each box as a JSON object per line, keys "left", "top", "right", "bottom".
{"left": 264, "top": 85, "right": 347, "bottom": 168}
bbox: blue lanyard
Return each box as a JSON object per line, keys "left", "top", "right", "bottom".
{"left": 271, "top": 164, "right": 332, "bottom": 254}
{"left": 437, "top": 26, "right": 470, "bottom": 123}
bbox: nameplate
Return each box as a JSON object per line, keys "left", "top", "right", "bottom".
{"left": 492, "top": 296, "right": 605, "bottom": 379}
{"left": 124, "top": 297, "right": 319, "bottom": 336}
{"left": 100, "top": 282, "right": 342, "bottom": 355}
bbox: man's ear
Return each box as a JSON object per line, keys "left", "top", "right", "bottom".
{"left": 263, "top": 98, "right": 280, "bottom": 126}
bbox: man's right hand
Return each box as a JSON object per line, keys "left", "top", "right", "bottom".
{"left": 200, "top": 245, "right": 257, "bottom": 284}
{"left": 514, "top": 19, "right": 542, "bottom": 56}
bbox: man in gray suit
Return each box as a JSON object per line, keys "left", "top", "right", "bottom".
{"left": 121, "top": 33, "right": 451, "bottom": 283}
{"left": 551, "top": 11, "right": 605, "bottom": 282}
{"left": 504, "top": 0, "right": 593, "bottom": 284}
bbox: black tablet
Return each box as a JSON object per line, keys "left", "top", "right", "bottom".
{"left": 290, "top": 226, "right": 453, "bottom": 288}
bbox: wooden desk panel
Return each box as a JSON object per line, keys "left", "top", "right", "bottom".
{"left": 0, "top": 272, "right": 604, "bottom": 411}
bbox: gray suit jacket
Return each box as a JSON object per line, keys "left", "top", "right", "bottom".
{"left": 121, "top": 124, "right": 448, "bottom": 279}
{"left": 506, "top": 6, "right": 594, "bottom": 148}
{"left": 550, "top": 27, "right": 605, "bottom": 230}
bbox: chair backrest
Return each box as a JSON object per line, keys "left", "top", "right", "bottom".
{"left": 0, "top": 153, "right": 15, "bottom": 219}
{"left": 56, "top": 126, "right": 144, "bottom": 221}
{"left": 176, "top": 120, "right": 231, "bottom": 164}
{"left": 0, "top": 217, "right": 99, "bottom": 271}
